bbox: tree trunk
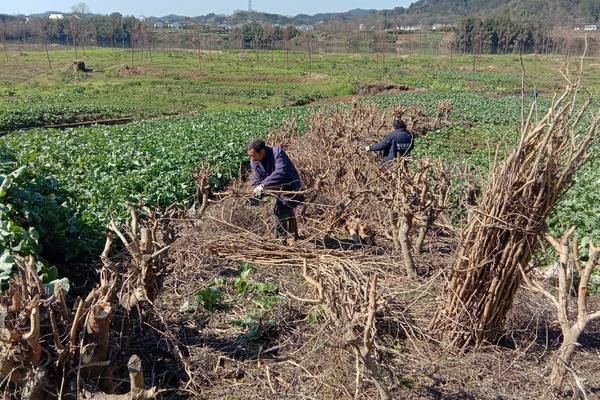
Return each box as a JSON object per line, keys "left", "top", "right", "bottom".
{"left": 414, "top": 221, "right": 429, "bottom": 254}
{"left": 391, "top": 212, "right": 417, "bottom": 277}
{"left": 255, "top": 42, "right": 259, "bottom": 77}
{"left": 308, "top": 38, "right": 312, "bottom": 75}
{"left": 390, "top": 212, "right": 401, "bottom": 252}
{"left": 1, "top": 35, "right": 8, "bottom": 61}
{"left": 358, "top": 347, "right": 392, "bottom": 400}
{"left": 549, "top": 324, "right": 584, "bottom": 387}
{"left": 399, "top": 213, "right": 417, "bottom": 277}
{"left": 44, "top": 41, "right": 51, "bottom": 69}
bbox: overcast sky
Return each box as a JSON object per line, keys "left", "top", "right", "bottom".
{"left": 2, "top": 0, "right": 415, "bottom": 17}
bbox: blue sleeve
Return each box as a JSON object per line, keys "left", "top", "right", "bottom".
{"left": 261, "top": 148, "right": 292, "bottom": 188}
{"left": 369, "top": 133, "right": 392, "bottom": 152}
{"left": 251, "top": 161, "right": 262, "bottom": 187}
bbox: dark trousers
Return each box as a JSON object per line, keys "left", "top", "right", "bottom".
{"left": 273, "top": 197, "right": 301, "bottom": 242}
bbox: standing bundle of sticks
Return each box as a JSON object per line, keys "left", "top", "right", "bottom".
{"left": 431, "top": 76, "right": 600, "bottom": 349}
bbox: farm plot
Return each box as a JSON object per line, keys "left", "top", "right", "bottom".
{"left": 1, "top": 90, "right": 599, "bottom": 264}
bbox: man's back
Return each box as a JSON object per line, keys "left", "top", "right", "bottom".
{"left": 369, "top": 129, "right": 413, "bottom": 162}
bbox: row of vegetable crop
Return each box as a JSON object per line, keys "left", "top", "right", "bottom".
{"left": 0, "top": 154, "right": 76, "bottom": 289}
{"left": 0, "top": 100, "right": 131, "bottom": 132}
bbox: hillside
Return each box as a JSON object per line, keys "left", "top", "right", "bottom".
{"left": 144, "top": 8, "right": 379, "bottom": 26}
{"left": 400, "top": 0, "right": 600, "bottom": 24}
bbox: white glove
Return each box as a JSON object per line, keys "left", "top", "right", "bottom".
{"left": 364, "top": 145, "right": 371, "bottom": 151}
{"left": 253, "top": 184, "right": 264, "bottom": 197}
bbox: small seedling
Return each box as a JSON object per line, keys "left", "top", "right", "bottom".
{"left": 234, "top": 265, "right": 253, "bottom": 294}
{"left": 196, "top": 287, "right": 222, "bottom": 312}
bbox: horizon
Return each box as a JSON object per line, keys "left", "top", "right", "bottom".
{"left": 2, "top": 1, "right": 414, "bottom": 18}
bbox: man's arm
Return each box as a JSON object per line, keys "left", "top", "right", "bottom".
{"left": 261, "top": 148, "right": 293, "bottom": 188}
{"left": 367, "top": 133, "right": 392, "bottom": 152}
{"left": 250, "top": 161, "right": 262, "bottom": 187}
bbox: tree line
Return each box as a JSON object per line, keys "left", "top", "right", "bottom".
{"left": 0, "top": 11, "right": 595, "bottom": 59}
{"left": 0, "top": 15, "right": 306, "bottom": 54}
{"left": 454, "top": 16, "right": 575, "bottom": 54}
{"left": 0, "top": 12, "right": 142, "bottom": 51}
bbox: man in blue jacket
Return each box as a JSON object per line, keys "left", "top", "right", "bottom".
{"left": 248, "top": 138, "right": 304, "bottom": 244}
{"left": 365, "top": 119, "right": 414, "bottom": 162}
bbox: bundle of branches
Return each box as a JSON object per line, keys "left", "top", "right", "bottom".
{"left": 199, "top": 218, "right": 380, "bottom": 267}
{"left": 0, "top": 206, "right": 187, "bottom": 399}
{"left": 431, "top": 78, "right": 600, "bottom": 349}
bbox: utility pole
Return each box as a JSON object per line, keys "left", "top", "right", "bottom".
{"left": 248, "top": 0, "right": 253, "bottom": 12}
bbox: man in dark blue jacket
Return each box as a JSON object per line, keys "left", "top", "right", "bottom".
{"left": 248, "top": 138, "right": 304, "bottom": 244}
{"left": 365, "top": 119, "right": 414, "bottom": 162}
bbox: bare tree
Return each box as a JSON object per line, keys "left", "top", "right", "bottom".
{"left": 71, "top": 2, "right": 90, "bottom": 15}
{"left": 251, "top": 23, "right": 261, "bottom": 77}
{"left": 147, "top": 28, "right": 154, "bottom": 63}
{"left": 9, "top": 19, "right": 25, "bottom": 53}
{"left": 65, "top": 16, "right": 81, "bottom": 58}
{"left": 520, "top": 228, "right": 600, "bottom": 389}
{"left": 283, "top": 26, "right": 295, "bottom": 70}
{"left": 69, "top": 3, "right": 90, "bottom": 54}
{"left": 82, "top": 19, "right": 97, "bottom": 55}
{"left": 304, "top": 32, "right": 313, "bottom": 75}
{"left": 264, "top": 24, "right": 276, "bottom": 63}
{"left": 30, "top": 18, "right": 52, "bottom": 68}
{"left": 0, "top": 21, "right": 9, "bottom": 61}
{"left": 192, "top": 33, "right": 202, "bottom": 67}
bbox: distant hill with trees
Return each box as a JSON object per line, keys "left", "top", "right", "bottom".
{"left": 1, "top": 1, "right": 597, "bottom": 57}
{"left": 332, "top": 0, "right": 600, "bottom": 29}
{"left": 401, "top": 0, "right": 600, "bottom": 24}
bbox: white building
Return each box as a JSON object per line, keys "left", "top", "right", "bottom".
{"left": 432, "top": 23, "right": 453, "bottom": 30}
{"left": 48, "top": 13, "right": 64, "bottom": 20}
{"left": 399, "top": 25, "right": 421, "bottom": 31}
{"left": 297, "top": 25, "right": 315, "bottom": 32}
{"left": 575, "top": 24, "right": 600, "bottom": 31}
